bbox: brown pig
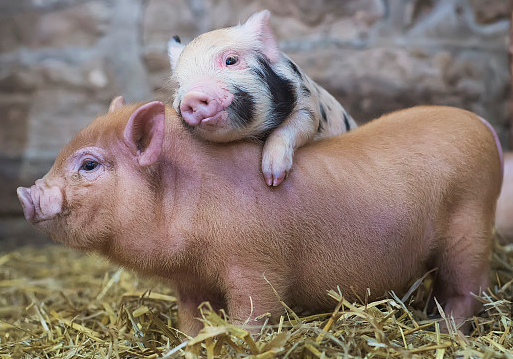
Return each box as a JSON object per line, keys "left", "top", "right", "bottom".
{"left": 17, "top": 100, "right": 502, "bottom": 336}
{"left": 496, "top": 152, "right": 513, "bottom": 243}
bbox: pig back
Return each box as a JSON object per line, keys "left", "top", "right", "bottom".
{"left": 287, "top": 106, "right": 502, "bottom": 305}
{"left": 199, "top": 106, "right": 500, "bottom": 306}
{"left": 164, "top": 105, "right": 502, "bottom": 309}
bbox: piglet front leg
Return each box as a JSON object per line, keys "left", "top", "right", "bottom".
{"left": 262, "top": 109, "right": 317, "bottom": 186}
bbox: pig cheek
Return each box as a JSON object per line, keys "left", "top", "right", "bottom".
{"left": 63, "top": 181, "right": 113, "bottom": 250}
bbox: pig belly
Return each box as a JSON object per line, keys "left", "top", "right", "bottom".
{"left": 291, "top": 250, "right": 427, "bottom": 311}
{"left": 288, "top": 217, "right": 434, "bottom": 310}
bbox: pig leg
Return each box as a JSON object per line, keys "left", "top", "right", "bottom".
{"left": 175, "top": 285, "right": 226, "bottom": 337}
{"left": 176, "top": 297, "right": 204, "bottom": 337}
{"left": 223, "top": 267, "right": 288, "bottom": 331}
{"left": 434, "top": 206, "right": 493, "bottom": 333}
{"left": 262, "top": 109, "right": 317, "bottom": 186}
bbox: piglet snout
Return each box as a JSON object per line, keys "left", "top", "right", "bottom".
{"left": 180, "top": 88, "right": 234, "bottom": 126}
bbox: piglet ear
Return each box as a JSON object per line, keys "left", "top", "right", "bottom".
{"left": 242, "top": 10, "right": 280, "bottom": 63}
{"left": 124, "top": 101, "right": 165, "bottom": 166}
{"left": 108, "top": 95, "right": 126, "bottom": 113}
{"left": 168, "top": 36, "right": 185, "bottom": 72}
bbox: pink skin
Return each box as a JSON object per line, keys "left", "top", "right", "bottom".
{"left": 180, "top": 85, "right": 234, "bottom": 128}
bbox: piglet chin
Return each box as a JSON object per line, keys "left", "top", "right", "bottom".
{"left": 17, "top": 187, "right": 35, "bottom": 222}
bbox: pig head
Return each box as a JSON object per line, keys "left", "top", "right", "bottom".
{"left": 18, "top": 100, "right": 503, "bottom": 336}
{"left": 18, "top": 100, "right": 165, "bottom": 252}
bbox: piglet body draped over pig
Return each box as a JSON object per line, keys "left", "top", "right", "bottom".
{"left": 18, "top": 101, "right": 503, "bottom": 336}
{"left": 168, "top": 10, "right": 357, "bottom": 186}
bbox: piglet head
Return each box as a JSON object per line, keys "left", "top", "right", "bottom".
{"left": 168, "top": 10, "right": 281, "bottom": 142}
{"left": 17, "top": 99, "right": 166, "bottom": 251}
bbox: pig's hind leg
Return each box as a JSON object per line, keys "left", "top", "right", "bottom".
{"left": 433, "top": 205, "right": 494, "bottom": 333}
{"left": 262, "top": 108, "right": 318, "bottom": 186}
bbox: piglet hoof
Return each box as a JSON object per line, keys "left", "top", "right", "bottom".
{"left": 261, "top": 147, "right": 293, "bottom": 187}
{"left": 263, "top": 169, "right": 287, "bottom": 187}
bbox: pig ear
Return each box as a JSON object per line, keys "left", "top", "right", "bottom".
{"left": 168, "top": 36, "right": 185, "bottom": 72}
{"left": 108, "top": 95, "right": 126, "bottom": 113}
{"left": 242, "top": 10, "right": 280, "bottom": 63}
{"left": 123, "top": 101, "right": 165, "bottom": 167}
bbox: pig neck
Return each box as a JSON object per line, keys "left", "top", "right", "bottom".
{"left": 107, "top": 112, "right": 274, "bottom": 281}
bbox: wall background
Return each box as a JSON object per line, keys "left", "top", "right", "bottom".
{"left": 0, "top": 0, "right": 510, "bottom": 249}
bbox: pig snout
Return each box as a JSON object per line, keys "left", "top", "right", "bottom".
{"left": 180, "top": 87, "right": 234, "bottom": 126}
{"left": 17, "top": 181, "right": 63, "bottom": 224}
{"left": 17, "top": 187, "right": 35, "bottom": 222}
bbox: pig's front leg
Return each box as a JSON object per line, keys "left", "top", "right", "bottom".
{"left": 175, "top": 286, "right": 225, "bottom": 338}
{"left": 224, "top": 267, "right": 287, "bottom": 332}
{"left": 176, "top": 297, "right": 204, "bottom": 338}
{"left": 262, "top": 109, "right": 317, "bottom": 186}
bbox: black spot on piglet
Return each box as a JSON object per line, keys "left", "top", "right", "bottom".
{"left": 228, "top": 86, "right": 256, "bottom": 129}
{"left": 253, "top": 56, "right": 297, "bottom": 130}
{"left": 343, "top": 112, "right": 351, "bottom": 132}
{"left": 301, "top": 84, "right": 311, "bottom": 97}
{"left": 288, "top": 59, "right": 303, "bottom": 79}
{"left": 320, "top": 103, "right": 327, "bottom": 123}
{"left": 318, "top": 103, "right": 328, "bottom": 133}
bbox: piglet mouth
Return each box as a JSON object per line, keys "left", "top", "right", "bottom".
{"left": 17, "top": 183, "right": 63, "bottom": 225}
{"left": 198, "top": 111, "right": 228, "bottom": 127}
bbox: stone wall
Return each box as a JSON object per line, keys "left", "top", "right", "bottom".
{"left": 0, "top": 0, "right": 510, "bottom": 249}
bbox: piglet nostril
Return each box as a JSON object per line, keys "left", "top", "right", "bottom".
{"left": 180, "top": 91, "right": 219, "bottom": 126}
{"left": 181, "top": 103, "right": 194, "bottom": 115}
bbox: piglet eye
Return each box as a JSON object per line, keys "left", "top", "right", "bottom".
{"left": 80, "top": 161, "right": 99, "bottom": 172}
{"left": 225, "top": 55, "right": 238, "bottom": 66}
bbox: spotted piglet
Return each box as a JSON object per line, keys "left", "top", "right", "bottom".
{"left": 168, "top": 10, "right": 357, "bottom": 186}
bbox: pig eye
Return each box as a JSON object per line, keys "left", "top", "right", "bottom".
{"left": 80, "top": 161, "right": 99, "bottom": 172}
{"left": 225, "top": 55, "right": 238, "bottom": 66}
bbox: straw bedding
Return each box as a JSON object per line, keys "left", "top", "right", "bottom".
{"left": 1, "top": 234, "right": 512, "bottom": 358}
